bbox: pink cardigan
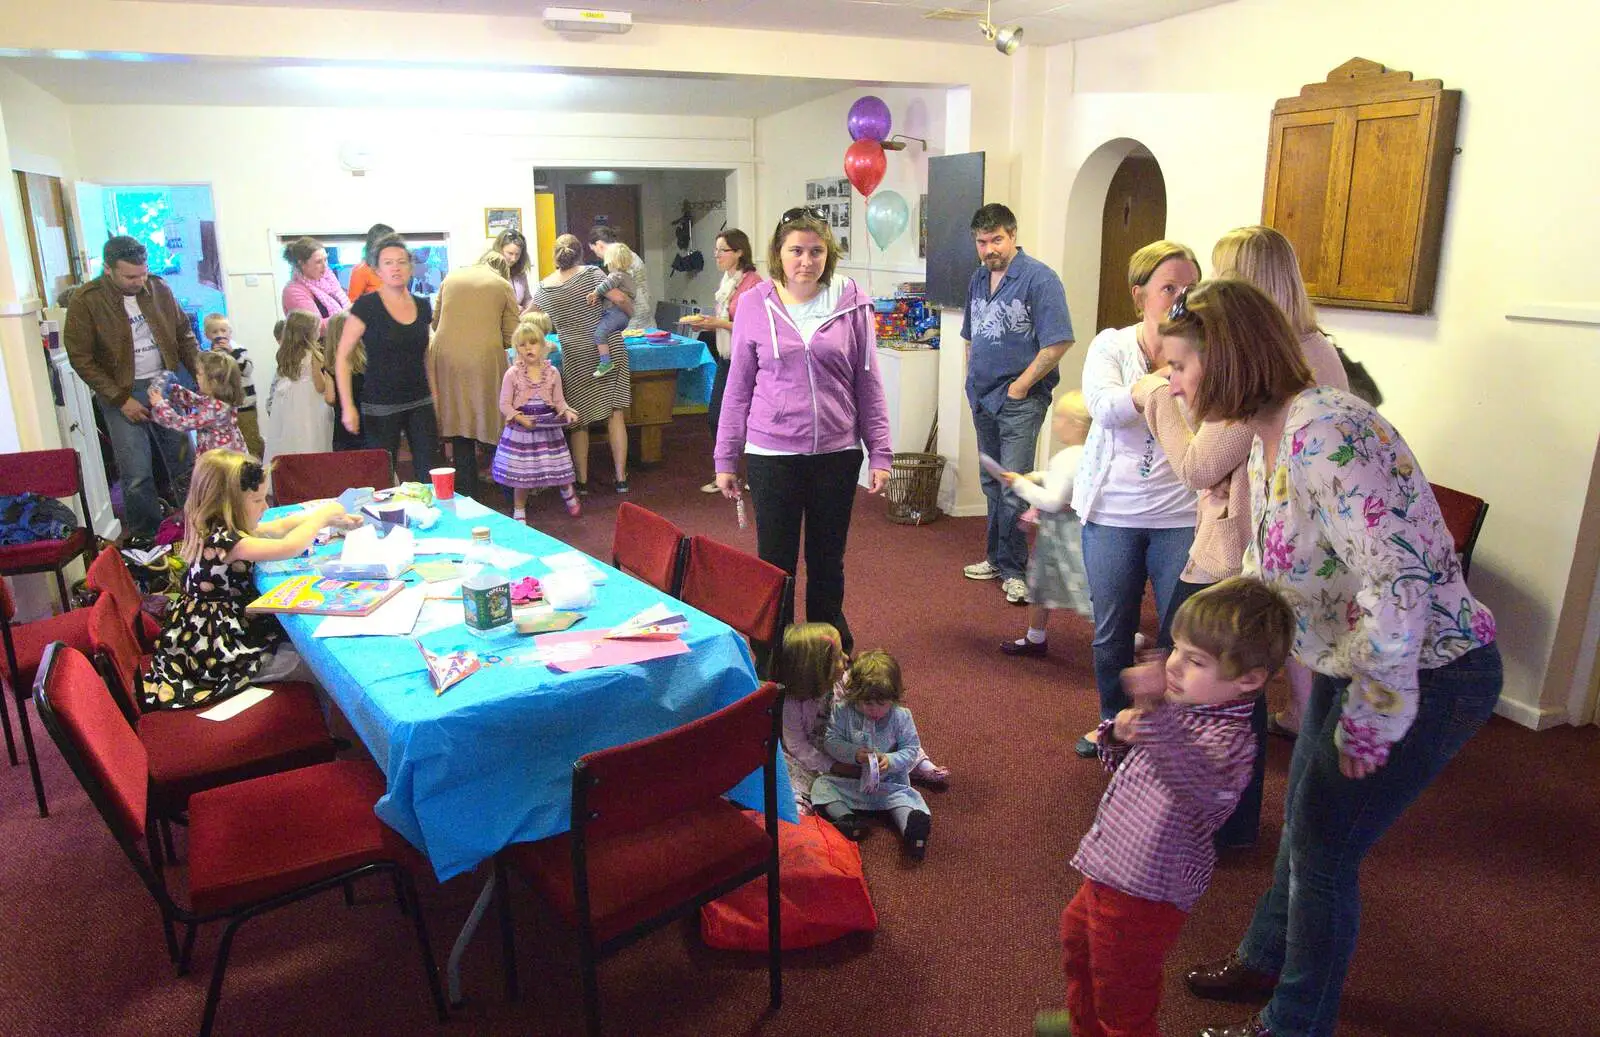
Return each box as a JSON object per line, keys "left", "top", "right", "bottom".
{"left": 282, "top": 269, "right": 351, "bottom": 331}
{"left": 500, "top": 361, "right": 574, "bottom": 423}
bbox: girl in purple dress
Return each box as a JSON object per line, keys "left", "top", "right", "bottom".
{"left": 492, "top": 314, "right": 581, "bottom": 519}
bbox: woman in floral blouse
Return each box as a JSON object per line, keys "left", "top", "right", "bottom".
{"left": 1164, "top": 280, "right": 1500, "bottom": 1037}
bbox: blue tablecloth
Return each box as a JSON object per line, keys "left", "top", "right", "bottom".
{"left": 256, "top": 499, "right": 792, "bottom": 881}
{"left": 539, "top": 331, "right": 716, "bottom": 408}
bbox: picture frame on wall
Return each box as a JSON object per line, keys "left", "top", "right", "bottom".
{"left": 803, "top": 177, "right": 853, "bottom": 261}
{"left": 485, "top": 207, "right": 522, "bottom": 237}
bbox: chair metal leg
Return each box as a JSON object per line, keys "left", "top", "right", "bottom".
{"left": 198, "top": 918, "right": 242, "bottom": 1037}
{"left": 343, "top": 880, "right": 356, "bottom": 907}
{"left": 399, "top": 870, "right": 449, "bottom": 1023}
{"left": 392, "top": 871, "right": 408, "bottom": 914}
{"left": 579, "top": 941, "right": 601, "bottom": 1037}
{"left": 161, "top": 915, "right": 181, "bottom": 966}
{"left": 767, "top": 859, "right": 782, "bottom": 1009}
{"left": 495, "top": 859, "right": 519, "bottom": 1002}
{"left": 179, "top": 921, "right": 199, "bottom": 976}
{"left": 53, "top": 569, "right": 70, "bottom": 612}
{"left": 0, "top": 681, "right": 17, "bottom": 767}
{"left": 160, "top": 819, "right": 179, "bottom": 865}
{"left": 15, "top": 696, "right": 49, "bottom": 817}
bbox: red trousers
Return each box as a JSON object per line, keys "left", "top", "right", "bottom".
{"left": 1060, "top": 879, "right": 1188, "bottom": 1037}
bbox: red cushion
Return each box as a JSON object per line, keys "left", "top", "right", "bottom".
{"left": 2, "top": 607, "right": 92, "bottom": 692}
{"left": 0, "top": 528, "right": 89, "bottom": 575}
{"left": 613, "top": 503, "right": 684, "bottom": 594}
{"left": 678, "top": 536, "right": 787, "bottom": 645}
{"left": 39, "top": 644, "right": 149, "bottom": 841}
{"left": 187, "top": 758, "right": 399, "bottom": 915}
{"left": 142, "top": 681, "right": 337, "bottom": 814}
{"left": 505, "top": 798, "right": 771, "bottom": 945}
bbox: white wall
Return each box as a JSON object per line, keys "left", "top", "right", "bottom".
{"left": 1038, "top": 0, "right": 1600, "bottom": 721}
{"left": 66, "top": 104, "right": 753, "bottom": 390}
{"left": 754, "top": 86, "right": 947, "bottom": 294}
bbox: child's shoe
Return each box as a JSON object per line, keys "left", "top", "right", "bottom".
{"left": 593, "top": 357, "right": 615, "bottom": 378}
{"left": 901, "top": 810, "right": 931, "bottom": 861}
{"left": 511, "top": 509, "right": 526, "bottom": 522}
{"left": 828, "top": 813, "right": 870, "bottom": 841}
{"left": 562, "top": 493, "right": 581, "bottom": 517}
{"left": 1033, "top": 1010, "right": 1073, "bottom": 1036}
{"left": 910, "top": 757, "right": 951, "bottom": 789}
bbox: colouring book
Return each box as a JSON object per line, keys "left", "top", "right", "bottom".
{"left": 246, "top": 574, "right": 404, "bottom": 617}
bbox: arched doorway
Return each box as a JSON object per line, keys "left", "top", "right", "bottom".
{"left": 1095, "top": 150, "right": 1167, "bottom": 333}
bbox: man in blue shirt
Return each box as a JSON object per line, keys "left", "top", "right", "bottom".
{"left": 961, "top": 204, "right": 1074, "bottom": 605}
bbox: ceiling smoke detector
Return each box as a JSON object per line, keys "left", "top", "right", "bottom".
{"left": 542, "top": 7, "right": 634, "bottom": 35}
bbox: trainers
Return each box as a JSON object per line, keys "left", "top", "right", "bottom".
{"left": 700, "top": 481, "right": 720, "bottom": 494}
{"left": 1002, "top": 577, "right": 1028, "bottom": 605}
{"left": 593, "top": 357, "right": 615, "bottom": 378}
{"left": 614, "top": 479, "right": 630, "bottom": 494}
{"left": 1000, "top": 636, "right": 1047, "bottom": 658}
{"left": 963, "top": 559, "right": 1000, "bottom": 580}
{"left": 827, "top": 813, "right": 870, "bottom": 842}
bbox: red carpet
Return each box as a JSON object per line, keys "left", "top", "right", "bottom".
{"left": 3, "top": 415, "right": 1597, "bottom": 1036}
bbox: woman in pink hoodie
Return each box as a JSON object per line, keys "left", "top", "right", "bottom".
{"left": 714, "top": 209, "right": 892, "bottom": 656}
{"left": 281, "top": 236, "right": 351, "bottom": 333}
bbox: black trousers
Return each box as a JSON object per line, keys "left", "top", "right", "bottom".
{"left": 707, "top": 354, "right": 731, "bottom": 441}
{"left": 363, "top": 404, "right": 439, "bottom": 481}
{"left": 449, "top": 437, "right": 483, "bottom": 498}
{"left": 744, "top": 448, "right": 862, "bottom": 655}
{"left": 1160, "top": 577, "right": 1268, "bottom": 846}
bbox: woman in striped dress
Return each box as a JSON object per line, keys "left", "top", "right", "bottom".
{"left": 530, "top": 234, "right": 633, "bottom": 493}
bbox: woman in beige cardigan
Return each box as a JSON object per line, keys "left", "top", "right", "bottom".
{"left": 428, "top": 252, "right": 519, "bottom": 499}
{"left": 1131, "top": 225, "right": 1347, "bottom": 847}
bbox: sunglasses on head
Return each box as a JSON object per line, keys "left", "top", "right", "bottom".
{"left": 780, "top": 206, "right": 829, "bottom": 225}
{"left": 1167, "top": 286, "right": 1193, "bottom": 322}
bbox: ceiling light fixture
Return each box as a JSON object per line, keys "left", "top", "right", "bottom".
{"left": 978, "top": 0, "right": 1023, "bottom": 56}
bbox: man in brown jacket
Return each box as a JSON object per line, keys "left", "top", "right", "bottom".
{"left": 64, "top": 235, "right": 199, "bottom": 540}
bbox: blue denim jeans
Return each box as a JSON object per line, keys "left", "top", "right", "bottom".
{"left": 95, "top": 379, "right": 193, "bottom": 540}
{"left": 1080, "top": 522, "right": 1194, "bottom": 721}
{"left": 971, "top": 392, "right": 1049, "bottom": 580}
{"left": 1238, "top": 642, "right": 1503, "bottom": 1036}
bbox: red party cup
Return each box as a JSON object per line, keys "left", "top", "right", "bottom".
{"left": 430, "top": 467, "right": 457, "bottom": 500}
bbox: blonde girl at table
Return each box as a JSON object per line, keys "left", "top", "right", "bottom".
{"left": 492, "top": 313, "right": 581, "bottom": 520}
{"left": 144, "top": 449, "right": 355, "bottom": 710}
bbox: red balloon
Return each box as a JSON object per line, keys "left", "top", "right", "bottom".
{"left": 844, "top": 139, "right": 887, "bottom": 197}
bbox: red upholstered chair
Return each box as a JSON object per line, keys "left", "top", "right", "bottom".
{"left": 84, "top": 544, "right": 162, "bottom": 652}
{"left": 0, "top": 448, "right": 97, "bottom": 608}
{"left": 33, "top": 642, "right": 448, "bottom": 1037}
{"left": 1430, "top": 482, "right": 1489, "bottom": 579}
{"left": 678, "top": 535, "right": 791, "bottom": 677}
{"left": 611, "top": 502, "right": 687, "bottom": 595}
{"left": 86, "top": 592, "right": 338, "bottom": 858}
{"left": 270, "top": 448, "right": 394, "bottom": 506}
{"left": 0, "top": 576, "right": 92, "bottom": 817}
{"left": 496, "top": 681, "right": 784, "bottom": 1037}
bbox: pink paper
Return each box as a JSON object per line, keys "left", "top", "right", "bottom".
{"left": 534, "top": 628, "right": 690, "bottom": 672}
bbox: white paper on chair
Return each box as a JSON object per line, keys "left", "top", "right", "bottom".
{"left": 198, "top": 686, "right": 274, "bottom": 722}
{"left": 314, "top": 587, "right": 426, "bottom": 638}
{"left": 121, "top": 544, "right": 170, "bottom": 567}
{"left": 540, "top": 550, "right": 608, "bottom": 584}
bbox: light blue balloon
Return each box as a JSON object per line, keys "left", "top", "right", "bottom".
{"left": 866, "top": 190, "right": 910, "bottom": 251}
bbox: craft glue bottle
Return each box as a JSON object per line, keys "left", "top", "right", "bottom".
{"left": 462, "top": 527, "right": 513, "bottom": 639}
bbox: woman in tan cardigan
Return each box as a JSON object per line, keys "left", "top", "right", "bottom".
{"left": 1131, "top": 225, "right": 1347, "bottom": 846}
{"left": 428, "top": 252, "right": 519, "bottom": 499}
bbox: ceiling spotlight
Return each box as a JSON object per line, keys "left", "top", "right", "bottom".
{"left": 978, "top": 0, "right": 1023, "bottom": 55}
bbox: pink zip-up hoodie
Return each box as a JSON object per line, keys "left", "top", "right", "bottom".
{"left": 714, "top": 277, "right": 893, "bottom": 474}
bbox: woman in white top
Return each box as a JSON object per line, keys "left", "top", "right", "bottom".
{"left": 1068, "top": 240, "right": 1201, "bottom": 757}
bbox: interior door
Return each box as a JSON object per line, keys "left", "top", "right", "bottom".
{"left": 1095, "top": 155, "right": 1167, "bottom": 333}
{"left": 13, "top": 170, "right": 84, "bottom": 304}
{"left": 564, "top": 184, "right": 642, "bottom": 253}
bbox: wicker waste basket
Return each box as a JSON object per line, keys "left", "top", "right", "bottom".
{"left": 884, "top": 452, "right": 945, "bottom": 525}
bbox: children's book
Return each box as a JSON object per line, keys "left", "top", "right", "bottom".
{"left": 246, "top": 574, "right": 405, "bottom": 617}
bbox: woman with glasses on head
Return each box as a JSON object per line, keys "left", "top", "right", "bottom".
{"left": 712, "top": 209, "right": 891, "bottom": 656}
{"left": 1166, "top": 279, "right": 1499, "bottom": 1037}
{"left": 682, "top": 228, "right": 761, "bottom": 492}
{"left": 1069, "top": 240, "right": 1200, "bottom": 759}
{"left": 335, "top": 233, "right": 440, "bottom": 478}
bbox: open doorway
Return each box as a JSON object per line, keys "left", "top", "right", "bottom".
{"left": 1095, "top": 149, "right": 1167, "bottom": 333}
{"left": 534, "top": 167, "right": 732, "bottom": 327}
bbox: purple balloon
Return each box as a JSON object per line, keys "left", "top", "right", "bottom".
{"left": 847, "top": 96, "right": 892, "bottom": 143}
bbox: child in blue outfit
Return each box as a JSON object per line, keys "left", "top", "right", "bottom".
{"left": 809, "top": 648, "right": 932, "bottom": 861}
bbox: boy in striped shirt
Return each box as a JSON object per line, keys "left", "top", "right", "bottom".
{"left": 1059, "top": 577, "right": 1295, "bottom": 1037}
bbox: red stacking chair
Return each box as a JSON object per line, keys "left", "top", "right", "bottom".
{"left": 0, "top": 448, "right": 97, "bottom": 608}
{"left": 1429, "top": 482, "right": 1489, "bottom": 579}
{"left": 611, "top": 502, "right": 687, "bottom": 595}
{"left": 33, "top": 642, "right": 448, "bottom": 1037}
{"left": 0, "top": 576, "right": 92, "bottom": 817}
{"left": 270, "top": 448, "right": 394, "bottom": 506}
{"left": 85, "top": 544, "right": 163, "bottom": 652}
{"left": 86, "top": 592, "right": 338, "bottom": 860}
{"left": 496, "top": 681, "right": 784, "bottom": 1037}
{"left": 678, "top": 534, "right": 791, "bottom": 677}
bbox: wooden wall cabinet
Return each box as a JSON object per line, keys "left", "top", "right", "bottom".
{"left": 1263, "top": 58, "right": 1460, "bottom": 313}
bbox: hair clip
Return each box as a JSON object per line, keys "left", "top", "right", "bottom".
{"left": 239, "top": 460, "right": 265, "bottom": 492}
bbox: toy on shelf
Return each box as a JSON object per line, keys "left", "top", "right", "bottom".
{"left": 872, "top": 285, "right": 940, "bottom": 349}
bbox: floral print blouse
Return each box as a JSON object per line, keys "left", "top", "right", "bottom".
{"left": 1243, "top": 387, "right": 1496, "bottom": 766}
